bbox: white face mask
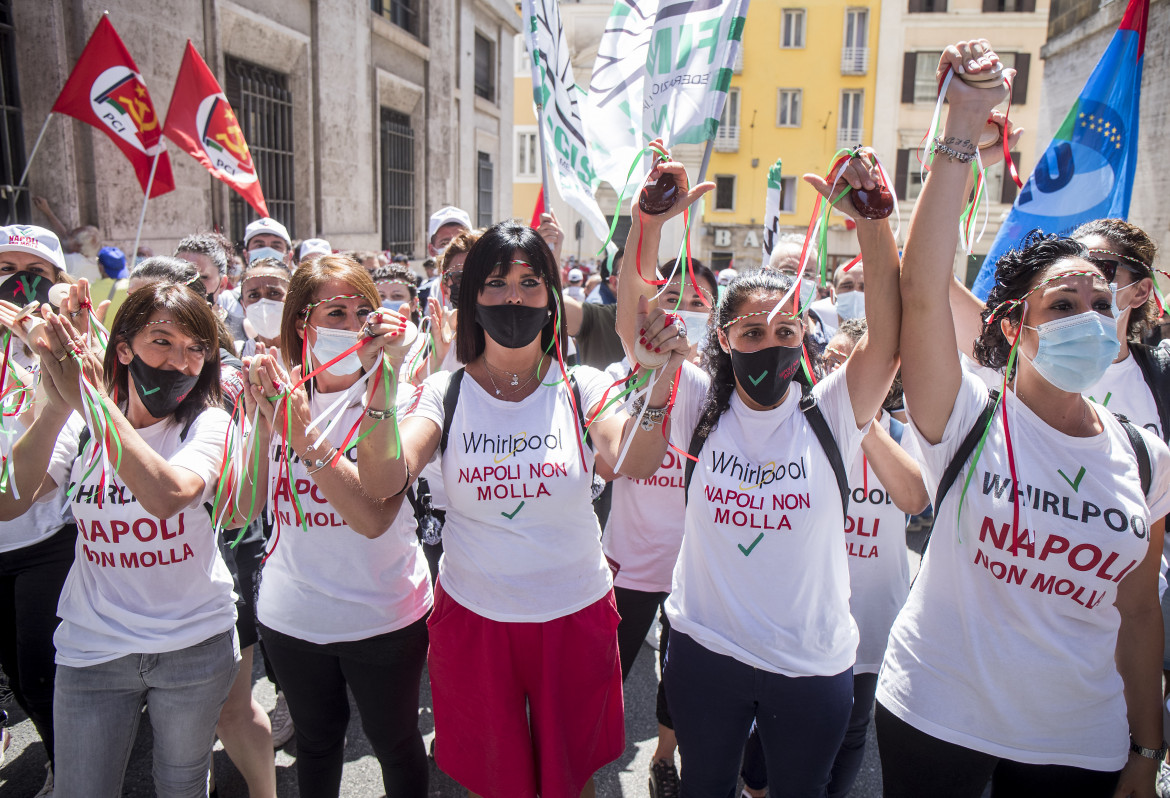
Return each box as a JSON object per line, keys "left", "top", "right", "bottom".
{"left": 249, "top": 246, "right": 286, "bottom": 264}
{"left": 310, "top": 325, "right": 362, "bottom": 376}
{"left": 673, "top": 309, "right": 710, "bottom": 341}
{"left": 835, "top": 290, "right": 865, "bottom": 321}
{"left": 245, "top": 298, "right": 284, "bottom": 340}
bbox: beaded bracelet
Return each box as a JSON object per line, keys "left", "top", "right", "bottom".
{"left": 931, "top": 137, "right": 975, "bottom": 164}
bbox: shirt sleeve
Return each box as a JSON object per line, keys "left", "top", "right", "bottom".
{"left": 408, "top": 370, "right": 452, "bottom": 430}
{"left": 45, "top": 414, "right": 84, "bottom": 491}
{"left": 578, "top": 301, "right": 600, "bottom": 341}
{"left": 904, "top": 368, "right": 992, "bottom": 495}
{"left": 165, "top": 408, "right": 231, "bottom": 505}
{"left": 670, "top": 360, "right": 710, "bottom": 445}
{"left": 812, "top": 367, "right": 871, "bottom": 471}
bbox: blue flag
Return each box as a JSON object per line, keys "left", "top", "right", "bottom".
{"left": 972, "top": 0, "right": 1148, "bottom": 299}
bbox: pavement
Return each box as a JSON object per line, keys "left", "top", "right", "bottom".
{"left": 0, "top": 538, "right": 928, "bottom": 798}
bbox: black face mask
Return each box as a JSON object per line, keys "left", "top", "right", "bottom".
{"left": 730, "top": 344, "right": 803, "bottom": 407}
{"left": 476, "top": 304, "right": 549, "bottom": 349}
{"left": 128, "top": 355, "right": 200, "bottom": 418}
{"left": 0, "top": 272, "right": 53, "bottom": 307}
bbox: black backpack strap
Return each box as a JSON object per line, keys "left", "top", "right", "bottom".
{"left": 439, "top": 368, "right": 466, "bottom": 456}
{"left": 1116, "top": 415, "right": 1152, "bottom": 498}
{"left": 683, "top": 422, "right": 710, "bottom": 505}
{"left": 919, "top": 389, "right": 1000, "bottom": 556}
{"left": 1129, "top": 343, "right": 1170, "bottom": 444}
{"left": 569, "top": 372, "right": 590, "bottom": 450}
{"left": 798, "top": 389, "right": 850, "bottom": 519}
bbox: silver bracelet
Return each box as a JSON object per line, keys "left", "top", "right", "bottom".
{"left": 631, "top": 398, "right": 670, "bottom": 431}
{"left": 303, "top": 446, "right": 337, "bottom": 475}
{"left": 931, "top": 137, "right": 975, "bottom": 164}
{"left": 365, "top": 405, "right": 395, "bottom": 421}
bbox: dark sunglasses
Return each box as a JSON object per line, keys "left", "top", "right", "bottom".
{"left": 1085, "top": 249, "right": 1149, "bottom": 283}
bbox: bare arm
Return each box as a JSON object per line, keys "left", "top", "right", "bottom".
{"left": 860, "top": 420, "right": 929, "bottom": 514}
{"left": 901, "top": 42, "right": 1011, "bottom": 444}
{"left": 32, "top": 196, "right": 68, "bottom": 238}
{"left": 353, "top": 309, "right": 415, "bottom": 499}
{"left": 950, "top": 277, "right": 985, "bottom": 360}
{"left": 1112, "top": 517, "right": 1164, "bottom": 797}
{"left": 0, "top": 403, "right": 70, "bottom": 521}
{"left": 563, "top": 292, "right": 586, "bottom": 337}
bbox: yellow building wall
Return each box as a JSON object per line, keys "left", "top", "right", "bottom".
{"left": 705, "top": 0, "right": 881, "bottom": 230}
{"left": 513, "top": 59, "right": 542, "bottom": 222}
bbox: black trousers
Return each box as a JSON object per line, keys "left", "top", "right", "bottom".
{"left": 875, "top": 702, "right": 1122, "bottom": 798}
{"left": 0, "top": 524, "right": 76, "bottom": 767}
{"left": 259, "top": 617, "right": 429, "bottom": 798}
{"left": 613, "top": 585, "right": 673, "bottom": 729}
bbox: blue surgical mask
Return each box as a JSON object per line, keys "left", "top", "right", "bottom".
{"left": 249, "top": 246, "right": 286, "bottom": 264}
{"left": 1023, "top": 311, "right": 1120, "bottom": 393}
{"left": 834, "top": 290, "right": 864, "bottom": 321}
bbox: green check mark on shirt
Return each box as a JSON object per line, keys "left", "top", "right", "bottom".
{"left": 501, "top": 501, "right": 525, "bottom": 520}
{"left": 748, "top": 371, "right": 768, "bottom": 386}
{"left": 141, "top": 386, "right": 161, "bottom": 396}
{"left": 1057, "top": 466, "right": 1086, "bottom": 492}
{"left": 738, "top": 533, "right": 764, "bottom": 556}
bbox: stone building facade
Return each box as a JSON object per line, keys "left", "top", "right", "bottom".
{"left": 1, "top": 0, "right": 519, "bottom": 257}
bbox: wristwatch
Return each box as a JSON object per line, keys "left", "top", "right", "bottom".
{"left": 1129, "top": 737, "right": 1168, "bottom": 760}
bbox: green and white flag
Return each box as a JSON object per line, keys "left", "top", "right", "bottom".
{"left": 521, "top": 0, "right": 613, "bottom": 243}
{"left": 762, "top": 158, "right": 782, "bottom": 256}
{"left": 585, "top": 0, "right": 750, "bottom": 194}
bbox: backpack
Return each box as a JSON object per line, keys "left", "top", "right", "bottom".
{"left": 917, "top": 390, "right": 1152, "bottom": 555}
{"left": 682, "top": 385, "right": 851, "bottom": 519}
{"left": 1129, "top": 343, "right": 1170, "bottom": 443}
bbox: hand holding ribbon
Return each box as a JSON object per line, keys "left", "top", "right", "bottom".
{"left": 629, "top": 139, "right": 714, "bottom": 233}
{"left": 358, "top": 308, "right": 410, "bottom": 373}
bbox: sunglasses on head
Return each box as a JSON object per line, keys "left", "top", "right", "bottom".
{"left": 1085, "top": 249, "right": 1149, "bottom": 284}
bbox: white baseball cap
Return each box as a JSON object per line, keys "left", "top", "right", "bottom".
{"left": 427, "top": 206, "right": 472, "bottom": 241}
{"left": 568, "top": 268, "right": 583, "bottom": 283}
{"left": 298, "top": 238, "right": 331, "bottom": 260}
{"left": 717, "top": 267, "right": 738, "bottom": 286}
{"left": 244, "top": 217, "right": 291, "bottom": 247}
{"left": 0, "top": 225, "right": 67, "bottom": 273}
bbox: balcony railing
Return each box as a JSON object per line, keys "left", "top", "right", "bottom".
{"left": 841, "top": 46, "right": 869, "bottom": 74}
{"left": 837, "top": 127, "right": 864, "bottom": 149}
{"left": 714, "top": 125, "right": 740, "bottom": 152}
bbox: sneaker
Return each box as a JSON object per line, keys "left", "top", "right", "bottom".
{"left": 33, "top": 762, "right": 53, "bottom": 797}
{"left": 1157, "top": 761, "right": 1170, "bottom": 798}
{"left": 648, "top": 758, "right": 680, "bottom": 798}
{"left": 269, "top": 691, "right": 294, "bottom": 749}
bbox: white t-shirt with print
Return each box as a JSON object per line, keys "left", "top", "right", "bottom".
{"left": 878, "top": 370, "right": 1170, "bottom": 770}
{"left": 410, "top": 366, "right": 613, "bottom": 622}
{"left": 257, "top": 388, "right": 432, "bottom": 644}
{"left": 0, "top": 414, "right": 83, "bottom": 553}
{"left": 847, "top": 412, "right": 919, "bottom": 673}
{"left": 603, "top": 358, "right": 687, "bottom": 594}
{"left": 664, "top": 362, "right": 866, "bottom": 677}
{"left": 1085, "top": 353, "right": 1161, "bottom": 439}
{"left": 55, "top": 408, "right": 238, "bottom": 667}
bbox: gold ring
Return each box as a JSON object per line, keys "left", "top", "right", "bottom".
{"left": 55, "top": 353, "right": 68, "bottom": 362}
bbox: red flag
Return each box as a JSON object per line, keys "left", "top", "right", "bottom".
{"left": 163, "top": 42, "right": 269, "bottom": 218}
{"left": 530, "top": 186, "right": 545, "bottom": 230}
{"left": 51, "top": 16, "right": 174, "bottom": 198}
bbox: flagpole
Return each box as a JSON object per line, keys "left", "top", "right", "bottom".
{"left": 5, "top": 114, "right": 52, "bottom": 224}
{"left": 534, "top": 102, "right": 552, "bottom": 211}
{"left": 130, "top": 151, "right": 160, "bottom": 268}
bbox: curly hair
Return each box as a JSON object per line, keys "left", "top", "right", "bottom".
{"left": 973, "top": 232, "right": 1094, "bottom": 375}
{"left": 696, "top": 270, "right": 822, "bottom": 436}
{"left": 1072, "top": 218, "right": 1159, "bottom": 341}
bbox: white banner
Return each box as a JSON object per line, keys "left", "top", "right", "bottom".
{"left": 585, "top": 0, "right": 750, "bottom": 194}
{"left": 522, "top": 0, "right": 613, "bottom": 244}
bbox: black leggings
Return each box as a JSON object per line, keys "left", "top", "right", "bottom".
{"left": 613, "top": 585, "right": 672, "bottom": 729}
{"left": 875, "top": 703, "right": 1122, "bottom": 798}
{"left": 0, "top": 524, "right": 76, "bottom": 768}
{"left": 259, "top": 617, "right": 429, "bottom": 798}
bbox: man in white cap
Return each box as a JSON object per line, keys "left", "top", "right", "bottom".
{"left": 0, "top": 224, "right": 68, "bottom": 281}
{"left": 419, "top": 206, "right": 472, "bottom": 306}
{"left": 565, "top": 267, "right": 585, "bottom": 302}
{"left": 243, "top": 217, "right": 292, "bottom": 267}
{"left": 297, "top": 238, "right": 331, "bottom": 265}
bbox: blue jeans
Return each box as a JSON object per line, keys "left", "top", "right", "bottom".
{"left": 53, "top": 629, "right": 239, "bottom": 798}
{"left": 664, "top": 630, "right": 853, "bottom": 798}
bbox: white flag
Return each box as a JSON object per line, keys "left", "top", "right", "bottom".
{"left": 521, "top": 0, "right": 613, "bottom": 243}
{"left": 762, "top": 158, "right": 782, "bottom": 256}
{"left": 585, "top": 0, "right": 750, "bottom": 194}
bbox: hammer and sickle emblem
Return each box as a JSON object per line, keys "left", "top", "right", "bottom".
{"left": 115, "top": 92, "right": 158, "bottom": 133}
{"left": 214, "top": 120, "right": 251, "bottom": 163}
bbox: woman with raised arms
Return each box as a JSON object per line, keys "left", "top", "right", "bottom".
{"left": 878, "top": 41, "right": 1168, "bottom": 797}
{"left": 355, "top": 220, "right": 690, "bottom": 798}
{"left": 615, "top": 142, "right": 901, "bottom": 796}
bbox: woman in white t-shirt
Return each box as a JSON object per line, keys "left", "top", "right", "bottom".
{"left": 1, "top": 281, "right": 252, "bottom": 797}
{"left": 355, "top": 220, "right": 691, "bottom": 798}
{"left": 248, "top": 254, "right": 431, "bottom": 798}
{"left": 879, "top": 42, "right": 1168, "bottom": 797}
{"left": 615, "top": 145, "right": 902, "bottom": 796}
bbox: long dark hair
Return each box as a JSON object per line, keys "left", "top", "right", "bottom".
{"left": 132, "top": 255, "right": 239, "bottom": 357}
{"left": 455, "top": 221, "right": 565, "bottom": 364}
{"left": 973, "top": 232, "right": 1097, "bottom": 375}
{"left": 696, "top": 269, "right": 822, "bottom": 436}
{"left": 104, "top": 281, "right": 222, "bottom": 426}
